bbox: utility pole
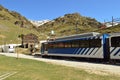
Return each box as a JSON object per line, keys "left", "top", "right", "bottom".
{"left": 112, "top": 16, "right": 114, "bottom": 27}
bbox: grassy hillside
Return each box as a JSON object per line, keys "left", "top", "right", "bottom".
{"left": 37, "top": 13, "right": 120, "bottom": 37}
{"left": 96, "top": 24, "right": 120, "bottom": 34}
{"left": 0, "top": 5, "right": 40, "bottom": 45}
{"left": 37, "top": 13, "right": 102, "bottom": 37}
{"left": 0, "top": 5, "right": 120, "bottom": 45}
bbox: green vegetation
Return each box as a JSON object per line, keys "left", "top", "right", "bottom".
{"left": 37, "top": 13, "right": 120, "bottom": 37}
{"left": 37, "top": 13, "right": 102, "bottom": 37}
{"left": 97, "top": 24, "right": 120, "bottom": 34}
{"left": 0, "top": 5, "right": 120, "bottom": 45}
{"left": 0, "top": 5, "right": 41, "bottom": 45}
{"left": 1, "top": 4, "right": 120, "bottom": 80}
{"left": 0, "top": 55, "right": 119, "bottom": 80}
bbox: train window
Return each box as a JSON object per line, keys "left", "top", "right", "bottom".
{"left": 79, "top": 40, "right": 89, "bottom": 48}
{"left": 71, "top": 40, "right": 79, "bottom": 48}
{"left": 64, "top": 42, "right": 72, "bottom": 48}
{"left": 89, "top": 39, "right": 101, "bottom": 47}
{"left": 48, "top": 43, "right": 54, "bottom": 48}
{"left": 57, "top": 42, "right": 64, "bottom": 48}
{"left": 53, "top": 42, "right": 65, "bottom": 48}
{"left": 54, "top": 43, "right": 58, "bottom": 48}
{"left": 111, "top": 36, "right": 120, "bottom": 47}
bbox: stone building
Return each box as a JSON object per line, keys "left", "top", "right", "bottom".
{"left": 23, "top": 33, "right": 39, "bottom": 48}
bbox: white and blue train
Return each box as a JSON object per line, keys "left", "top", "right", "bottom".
{"left": 41, "top": 32, "right": 120, "bottom": 63}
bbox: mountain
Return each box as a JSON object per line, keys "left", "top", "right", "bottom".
{"left": 1, "top": 5, "right": 120, "bottom": 44}
{"left": 30, "top": 20, "right": 50, "bottom": 27}
{"left": 0, "top": 5, "right": 39, "bottom": 44}
{"left": 37, "top": 13, "right": 120, "bottom": 37}
{"left": 37, "top": 13, "right": 102, "bottom": 37}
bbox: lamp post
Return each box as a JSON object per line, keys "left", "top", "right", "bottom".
{"left": 16, "top": 38, "right": 20, "bottom": 59}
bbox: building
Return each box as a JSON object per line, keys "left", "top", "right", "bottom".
{"left": 23, "top": 33, "right": 39, "bottom": 48}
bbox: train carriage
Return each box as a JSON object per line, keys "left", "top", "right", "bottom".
{"left": 41, "top": 32, "right": 110, "bottom": 62}
{"left": 109, "top": 33, "right": 120, "bottom": 61}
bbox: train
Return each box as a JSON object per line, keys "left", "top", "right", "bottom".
{"left": 40, "top": 32, "right": 120, "bottom": 63}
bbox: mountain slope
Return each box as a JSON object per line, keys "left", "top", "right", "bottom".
{"left": 1, "top": 5, "right": 119, "bottom": 45}
{"left": 0, "top": 5, "right": 39, "bottom": 44}
{"left": 97, "top": 24, "right": 120, "bottom": 33}
{"left": 37, "top": 13, "right": 102, "bottom": 37}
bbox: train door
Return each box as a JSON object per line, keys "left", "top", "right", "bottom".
{"left": 41, "top": 43, "right": 48, "bottom": 55}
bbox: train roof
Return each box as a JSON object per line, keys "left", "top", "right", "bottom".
{"left": 55, "top": 32, "right": 100, "bottom": 41}
{"left": 46, "top": 32, "right": 102, "bottom": 43}
{"left": 109, "top": 32, "right": 120, "bottom": 37}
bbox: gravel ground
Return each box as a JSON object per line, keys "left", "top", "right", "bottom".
{"left": 0, "top": 53, "right": 120, "bottom": 76}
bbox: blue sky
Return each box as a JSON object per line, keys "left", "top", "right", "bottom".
{"left": 0, "top": 0, "right": 120, "bottom": 22}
